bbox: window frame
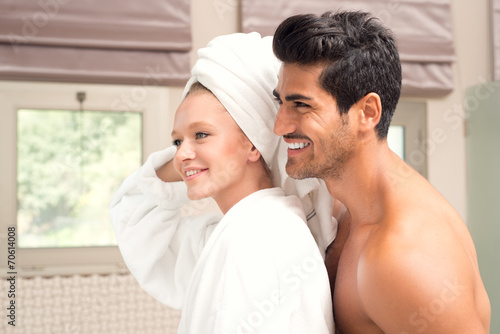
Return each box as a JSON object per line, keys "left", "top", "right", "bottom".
{"left": 390, "top": 100, "right": 428, "bottom": 178}
{"left": 0, "top": 80, "right": 176, "bottom": 276}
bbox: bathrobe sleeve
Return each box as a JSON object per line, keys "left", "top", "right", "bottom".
{"left": 110, "top": 146, "right": 222, "bottom": 309}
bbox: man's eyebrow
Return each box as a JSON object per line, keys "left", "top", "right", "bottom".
{"left": 272, "top": 89, "right": 280, "bottom": 99}
{"left": 284, "top": 94, "right": 312, "bottom": 101}
{"left": 272, "top": 89, "right": 312, "bottom": 101}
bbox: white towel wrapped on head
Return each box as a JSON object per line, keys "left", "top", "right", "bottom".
{"left": 182, "top": 32, "right": 280, "bottom": 169}
{"left": 182, "top": 32, "right": 337, "bottom": 255}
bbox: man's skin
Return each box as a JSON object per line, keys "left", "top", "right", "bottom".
{"left": 273, "top": 63, "right": 491, "bottom": 334}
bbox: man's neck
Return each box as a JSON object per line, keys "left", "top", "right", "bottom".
{"left": 324, "top": 144, "right": 396, "bottom": 228}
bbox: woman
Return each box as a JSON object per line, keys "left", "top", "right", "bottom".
{"left": 111, "top": 33, "right": 334, "bottom": 333}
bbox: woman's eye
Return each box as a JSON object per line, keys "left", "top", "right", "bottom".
{"left": 195, "top": 132, "right": 209, "bottom": 140}
{"left": 172, "top": 139, "right": 182, "bottom": 147}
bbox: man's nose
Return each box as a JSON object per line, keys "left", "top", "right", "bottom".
{"left": 274, "top": 105, "right": 297, "bottom": 136}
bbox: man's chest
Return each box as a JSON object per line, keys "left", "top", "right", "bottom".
{"left": 332, "top": 232, "right": 384, "bottom": 334}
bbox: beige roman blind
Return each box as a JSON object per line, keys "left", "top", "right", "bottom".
{"left": 0, "top": 0, "right": 191, "bottom": 85}
{"left": 242, "top": 0, "right": 455, "bottom": 97}
{"left": 494, "top": 0, "right": 500, "bottom": 81}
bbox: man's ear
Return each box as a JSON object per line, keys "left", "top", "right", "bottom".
{"left": 357, "top": 92, "right": 382, "bottom": 133}
{"left": 248, "top": 145, "right": 262, "bottom": 162}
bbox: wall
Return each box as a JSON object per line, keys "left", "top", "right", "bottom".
{"left": 1, "top": 274, "right": 181, "bottom": 334}
{"left": 426, "top": 0, "right": 492, "bottom": 221}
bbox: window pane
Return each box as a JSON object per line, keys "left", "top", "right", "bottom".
{"left": 388, "top": 125, "right": 405, "bottom": 159}
{"left": 17, "top": 109, "right": 142, "bottom": 248}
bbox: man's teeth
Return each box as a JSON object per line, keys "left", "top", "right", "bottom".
{"left": 186, "top": 169, "right": 202, "bottom": 177}
{"left": 288, "top": 142, "right": 310, "bottom": 150}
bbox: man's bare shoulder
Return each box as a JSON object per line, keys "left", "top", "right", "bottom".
{"left": 355, "top": 208, "right": 488, "bottom": 333}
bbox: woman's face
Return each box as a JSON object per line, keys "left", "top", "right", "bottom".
{"left": 171, "top": 90, "right": 254, "bottom": 202}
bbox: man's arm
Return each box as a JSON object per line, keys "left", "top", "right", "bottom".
{"left": 357, "top": 235, "right": 487, "bottom": 334}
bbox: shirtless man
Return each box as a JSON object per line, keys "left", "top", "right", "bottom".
{"left": 272, "top": 10, "right": 491, "bottom": 333}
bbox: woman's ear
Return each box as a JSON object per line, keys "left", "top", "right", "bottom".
{"left": 248, "top": 145, "right": 262, "bottom": 163}
{"left": 358, "top": 92, "right": 382, "bottom": 133}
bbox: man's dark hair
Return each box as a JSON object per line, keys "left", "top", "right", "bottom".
{"left": 273, "top": 10, "right": 402, "bottom": 139}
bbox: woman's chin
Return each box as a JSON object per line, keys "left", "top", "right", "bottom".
{"left": 186, "top": 188, "right": 211, "bottom": 201}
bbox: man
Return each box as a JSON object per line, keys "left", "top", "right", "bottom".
{"left": 272, "top": 10, "right": 491, "bottom": 334}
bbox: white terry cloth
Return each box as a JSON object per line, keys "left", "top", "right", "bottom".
{"left": 111, "top": 147, "right": 334, "bottom": 333}
{"left": 183, "top": 32, "right": 337, "bottom": 256}
{"left": 177, "top": 187, "right": 333, "bottom": 333}
{"left": 183, "top": 32, "right": 280, "bottom": 168}
{"left": 272, "top": 140, "right": 338, "bottom": 257}
{"left": 111, "top": 146, "right": 222, "bottom": 308}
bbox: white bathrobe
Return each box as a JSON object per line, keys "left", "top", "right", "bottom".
{"left": 111, "top": 147, "right": 334, "bottom": 334}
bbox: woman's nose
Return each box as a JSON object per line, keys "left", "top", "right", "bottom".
{"left": 175, "top": 141, "right": 196, "bottom": 161}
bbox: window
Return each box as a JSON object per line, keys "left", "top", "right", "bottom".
{"left": 388, "top": 101, "right": 427, "bottom": 177}
{"left": 0, "top": 81, "right": 176, "bottom": 275}
{"left": 17, "top": 109, "right": 142, "bottom": 248}
{"left": 387, "top": 125, "right": 405, "bottom": 159}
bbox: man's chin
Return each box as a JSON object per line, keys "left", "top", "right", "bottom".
{"left": 285, "top": 162, "right": 314, "bottom": 180}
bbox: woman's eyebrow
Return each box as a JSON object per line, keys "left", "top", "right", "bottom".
{"left": 171, "top": 121, "right": 214, "bottom": 137}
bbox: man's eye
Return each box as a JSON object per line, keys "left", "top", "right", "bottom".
{"left": 172, "top": 139, "right": 182, "bottom": 147}
{"left": 274, "top": 97, "right": 283, "bottom": 105}
{"left": 295, "top": 101, "right": 310, "bottom": 108}
{"left": 195, "top": 132, "right": 209, "bottom": 140}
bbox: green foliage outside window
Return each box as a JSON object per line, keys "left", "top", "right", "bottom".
{"left": 17, "top": 109, "right": 142, "bottom": 248}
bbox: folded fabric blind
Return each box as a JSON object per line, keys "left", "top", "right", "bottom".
{"left": 0, "top": 0, "right": 191, "bottom": 85}
{"left": 242, "top": 0, "right": 455, "bottom": 97}
{"left": 494, "top": 0, "right": 500, "bottom": 81}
